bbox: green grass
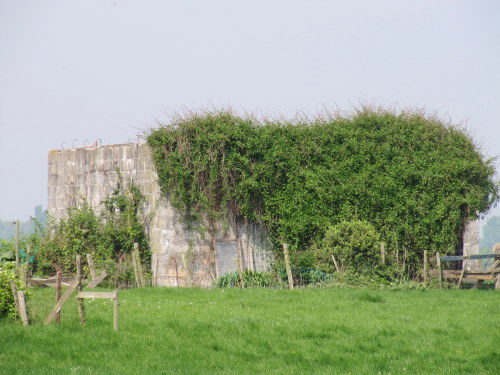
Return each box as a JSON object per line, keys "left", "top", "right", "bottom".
{"left": 1, "top": 286, "right": 499, "bottom": 374}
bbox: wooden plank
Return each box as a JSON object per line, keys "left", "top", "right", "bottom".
{"left": 496, "top": 274, "right": 500, "bottom": 291}
{"left": 10, "top": 280, "right": 20, "bottom": 318}
{"left": 283, "top": 243, "right": 294, "bottom": 290}
{"left": 441, "top": 254, "right": 500, "bottom": 262}
{"left": 86, "top": 270, "right": 107, "bottom": 288}
{"left": 17, "top": 291, "right": 29, "bottom": 326}
{"left": 44, "top": 279, "right": 79, "bottom": 325}
{"left": 77, "top": 291, "right": 117, "bottom": 299}
{"left": 429, "top": 269, "right": 498, "bottom": 281}
{"left": 29, "top": 276, "right": 74, "bottom": 287}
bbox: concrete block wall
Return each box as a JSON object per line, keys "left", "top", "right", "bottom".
{"left": 48, "top": 143, "right": 272, "bottom": 287}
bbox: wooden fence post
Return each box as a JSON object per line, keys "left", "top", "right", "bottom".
{"left": 113, "top": 290, "right": 119, "bottom": 331}
{"left": 24, "top": 245, "right": 31, "bottom": 286}
{"left": 457, "top": 258, "right": 467, "bottom": 289}
{"left": 423, "top": 250, "right": 428, "bottom": 284}
{"left": 76, "top": 255, "right": 85, "bottom": 325}
{"left": 56, "top": 271, "right": 62, "bottom": 324}
{"left": 15, "top": 220, "right": 19, "bottom": 273}
{"left": 17, "top": 291, "right": 29, "bottom": 326}
{"left": 182, "top": 254, "right": 192, "bottom": 287}
{"left": 436, "top": 252, "right": 443, "bottom": 289}
{"left": 283, "top": 243, "right": 294, "bottom": 290}
{"left": 380, "top": 242, "right": 386, "bottom": 265}
{"left": 87, "top": 254, "right": 96, "bottom": 281}
{"left": 331, "top": 254, "right": 340, "bottom": 273}
{"left": 132, "top": 243, "right": 145, "bottom": 288}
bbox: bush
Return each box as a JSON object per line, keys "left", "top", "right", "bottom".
{"left": 33, "top": 180, "right": 149, "bottom": 288}
{"left": 313, "top": 220, "right": 380, "bottom": 274}
{"left": 0, "top": 263, "right": 24, "bottom": 319}
{"left": 215, "top": 270, "right": 281, "bottom": 288}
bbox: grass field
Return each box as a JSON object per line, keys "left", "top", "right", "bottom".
{"left": 1, "top": 286, "right": 499, "bottom": 374}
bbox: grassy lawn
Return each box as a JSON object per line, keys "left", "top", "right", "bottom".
{"left": 0, "top": 286, "right": 499, "bottom": 374}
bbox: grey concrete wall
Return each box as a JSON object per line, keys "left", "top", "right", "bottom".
{"left": 48, "top": 143, "right": 272, "bottom": 287}
{"left": 463, "top": 219, "right": 480, "bottom": 271}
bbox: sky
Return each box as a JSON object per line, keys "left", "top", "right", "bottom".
{"left": 0, "top": 0, "right": 499, "bottom": 222}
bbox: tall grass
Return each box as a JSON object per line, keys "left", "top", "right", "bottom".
{"left": 1, "top": 287, "right": 499, "bottom": 374}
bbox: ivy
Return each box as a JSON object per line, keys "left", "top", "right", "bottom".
{"left": 147, "top": 108, "right": 498, "bottom": 274}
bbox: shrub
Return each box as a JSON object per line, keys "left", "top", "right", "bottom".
{"left": 0, "top": 262, "right": 25, "bottom": 319}
{"left": 313, "top": 220, "right": 381, "bottom": 274}
{"left": 215, "top": 270, "right": 281, "bottom": 288}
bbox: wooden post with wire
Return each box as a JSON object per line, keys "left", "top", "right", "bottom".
{"left": 423, "top": 250, "right": 428, "bottom": 284}
{"left": 56, "top": 271, "right": 62, "bottom": 324}
{"left": 283, "top": 243, "right": 294, "bottom": 290}
{"left": 14, "top": 220, "right": 20, "bottom": 273}
{"left": 76, "top": 255, "right": 85, "bottom": 325}
{"left": 380, "top": 242, "right": 386, "bottom": 265}
{"left": 436, "top": 252, "right": 443, "bottom": 289}
{"left": 87, "top": 253, "right": 96, "bottom": 281}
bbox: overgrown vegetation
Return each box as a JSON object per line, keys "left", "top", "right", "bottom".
{"left": 0, "top": 263, "right": 26, "bottom": 318}
{"left": 147, "top": 108, "right": 498, "bottom": 280}
{"left": 26, "top": 179, "right": 149, "bottom": 286}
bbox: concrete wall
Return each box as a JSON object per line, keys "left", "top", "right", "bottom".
{"left": 48, "top": 143, "right": 272, "bottom": 287}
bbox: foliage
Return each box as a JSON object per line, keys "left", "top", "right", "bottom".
{"left": 0, "top": 239, "right": 15, "bottom": 265}
{"left": 215, "top": 270, "right": 281, "bottom": 288}
{"left": 148, "top": 108, "right": 498, "bottom": 276}
{"left": 276, "top": 267, "right": 335, "bottom": 286}
{"left": 0, "top": 262, "right": 26, "bottom": 319}
{"left": 101, "top": 179, "right": 149, "bottom": 263}
{"left": 313, "top": 220, "right": 380, "bottom": 273}
{"left": 34, "top": 181, "right": 149, "bottom": 284}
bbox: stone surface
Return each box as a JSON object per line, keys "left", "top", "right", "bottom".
{"left": 48, "top": 143, "right": 272, "bottom": 287}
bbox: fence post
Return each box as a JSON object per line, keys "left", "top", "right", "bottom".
{"left": 380, "top": 242, "right": 386, "bottom": 265}
{"left": 182, "top": 254, "right": 192, "bottom": 287}
{"left": 113, "top": 290, "right": 119, "bottom": 332}
{"left": 56, "top": 271, "right": 62, "bottom": 324}
{"left": 24, "top": 245, "right": 31, "bottom": 286}
{"left": 17, "top": 291, "right": 29, "bottom": 326}
{"left": 87, "top": 254, "right": 96, "bottom": 281}
{"left": 132, "top": 243, "right": 145, "bottom": 288}
{"left": 423, "top": 250, "right": 428, "bottom": 284}
{"left": 283, "top": 243, "right": 294, "bottom": 290}
{"left": 436, "top": 252, "right": 443, "bottom": 289}
{"left": 15, "top": 220, "right": 19, "bottom": 273}
{"left": 76, "top": 255, "right": 85, "bottom": 325}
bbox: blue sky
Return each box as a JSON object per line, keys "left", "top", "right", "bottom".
{"left": 1, "top": 0, "right": 499, "bottom": 221}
